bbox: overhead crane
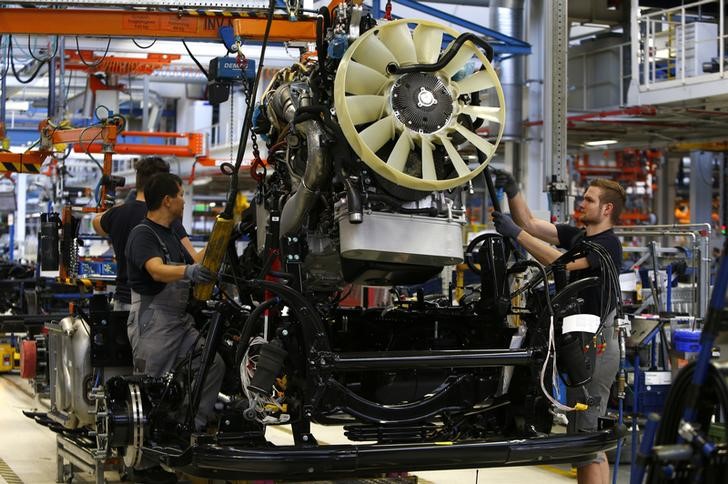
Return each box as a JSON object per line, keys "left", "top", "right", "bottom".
{"left": 0, "top": 5, "right": 320, "bottom": 42}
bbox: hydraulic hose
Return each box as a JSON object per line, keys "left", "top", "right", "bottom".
{"left": 387, "top": 32, "right": 494, "bottom": 75}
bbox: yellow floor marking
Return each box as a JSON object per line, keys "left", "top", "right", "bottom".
{"left": 0, "top": 456, "right": 24, "bottom": 484}
{"left": 538, "top": 464, "right": 577, "bottom": 479}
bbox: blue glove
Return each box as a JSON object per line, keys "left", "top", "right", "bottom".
{"left": 184, "top": 264, "right": 217, "bottom": 284}
{"left": 492, "top": 211, "right": 522, "bottom": 240}
{"left": 493, "top": 169, "right": 519, "bottom": 199}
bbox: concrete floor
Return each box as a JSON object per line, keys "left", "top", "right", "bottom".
{"left": 0, "top": 373, "right": 633, "bottom": 483}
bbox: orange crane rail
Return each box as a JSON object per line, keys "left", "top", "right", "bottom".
{"left": 0, "top": 8, "right": 318, "bottom": 42}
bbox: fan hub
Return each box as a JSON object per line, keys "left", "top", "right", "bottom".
{"left": 417, "top": 87, "right": 437, "bottom": 107}
{"left": 392, "top": 73, "right": 453, "bottom": 134}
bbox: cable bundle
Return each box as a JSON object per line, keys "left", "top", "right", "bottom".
{"left": 240, "top": 335, "right": 289, "bottom": 424}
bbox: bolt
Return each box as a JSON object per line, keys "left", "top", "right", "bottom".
{"left": 302, "top": 435, "right": 309, "bottom": 442}
{"left": 282, "top": 329, "right": 289, "bottom": 336}
{"left": 225, "top": 419, "right": 231, "bottom": 426}
{"left": 101, "top": 320, "right": 107, "bottom": 326}
{"left": 287, "top": 255, "right": 293, "bottom": 260}
{"left": 293, "top": 237, "right": 298, "bottom": 242}
{"left": 294, "top": 255, "right": 300, "bottom": 260}
{"left": 308, "top": 467, "right": 314, "bottom": 473}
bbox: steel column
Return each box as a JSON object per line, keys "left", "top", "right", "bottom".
{"left": 543, "top": 0, "right": 568, "bottom": 222}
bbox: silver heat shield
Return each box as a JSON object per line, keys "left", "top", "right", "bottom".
{"left": 338, "top": 211, "right": 464, "bottom": 266}
{"left": 47, "top": 316, "right": 129, "bottom": 429}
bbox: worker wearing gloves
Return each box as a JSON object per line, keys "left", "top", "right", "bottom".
{"left": 492, "top": 170, "right": 624, "bottom": 484}
{"left": 124, "top": 172, "right": 224, "bottom": 481}
{"left": 93, "top": 156, "right": 203, "bottom": 311}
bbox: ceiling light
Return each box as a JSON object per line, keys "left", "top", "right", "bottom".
{"left": 192, "top": 176, "right": 212, "bottom": 186}
{"left": 584, "top": 139, "right": 618, "bottom": 147}
{"left": 5, "top": 101, "right": 30, "bottom": 111}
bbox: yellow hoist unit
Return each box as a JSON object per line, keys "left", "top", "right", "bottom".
{"left": 0, "top": 343, "right": 14, "bottom": 372}
{"left": 194, "top": 215, "right": 235, "bottom": 301}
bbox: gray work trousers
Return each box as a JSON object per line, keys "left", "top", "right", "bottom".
{"left": 129, "top": 282, "right": 224, "bottom": 431}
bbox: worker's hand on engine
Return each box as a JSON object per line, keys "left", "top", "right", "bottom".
{"left": 492, "top": 211, "right": 522, "bottom": 240}
{"left": 184, "top": 264, "right": 217, "bottom": 284}
{"left": 493, "top": 169, "right": 519, "bottom": 199}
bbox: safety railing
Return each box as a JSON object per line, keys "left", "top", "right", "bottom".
{"left": 569, "top": 41, "right": 631, "bottom": 109}
{"left": 614, "top": 224, "right": 712, "bottom": 318}
{"left": 636, "top": 0, "right": 725, "bottom": 89}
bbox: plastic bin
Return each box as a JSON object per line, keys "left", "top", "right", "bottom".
{"left": 673, "top": 329, "right": 701, "bottom": 353}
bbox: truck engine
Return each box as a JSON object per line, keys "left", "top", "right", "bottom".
{"left": 26, "top": 3, "right": 621, "bottom": 481}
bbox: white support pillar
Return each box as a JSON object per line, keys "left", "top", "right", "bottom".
{"left": 183, "top": 183, "right": 194, "bottom": 232}
{"left": 14, "top": 173, "right": 27, "bottom": 261}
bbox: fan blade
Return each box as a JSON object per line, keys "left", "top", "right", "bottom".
{"left": 387, "top": 131, "right": 412, "bottom": 172}
{"left": 345, "top": 61, "right": 389, "bottom": 95}
{"left": 439, "top": 135, "right": 471, "bottom": 178}
{"left": 453, "top": 70, "right": 495, "bottom": 95}
{"left": 441, "top": 42, "right": 477, "bottom": 79}
{"left": 347, "top": 95, "right": 387, "bottom": 126}
{"left": 360, "top": 115, "right": 395, "bottom": 153}
{"left": 353, "top": 34, "right": 398, "bottom": 75}
{"left": 454, "top": 124, "right": 496, "bottom": 158}
{"left": 378, "top": 22, "right": 418, "bottom": 65}
{"left": 460, "top": 105, "right": 504, "bottom": 124}
{"left": 421, "top": 139, "right": 437, "bottom": 180}
{"left": 413, "top": 25, "right": 444, "bottom": 64}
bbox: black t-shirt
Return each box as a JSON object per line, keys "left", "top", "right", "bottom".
{"left": 556, "top": 224, "right": 623, "bottom": 317}
{"left": 100, "top": 200, "right": 187, "bottom": 303}
{"left": 125, "top": 218, "right": 194, "bottom": 297}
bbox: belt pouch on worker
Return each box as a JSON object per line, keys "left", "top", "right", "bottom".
{"left": 557, "top": 313, "right": 600, "bottom": 387}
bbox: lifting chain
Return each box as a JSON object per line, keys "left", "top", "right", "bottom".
{"left": 240, "top": 71, "right": 265, "bottom": 183}
{"left": 229, "top": 86, "right": 234, "bottom": 165}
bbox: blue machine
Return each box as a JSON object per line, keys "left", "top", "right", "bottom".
{"left": 208, "top": 57, "right": 257, "bottom": 83}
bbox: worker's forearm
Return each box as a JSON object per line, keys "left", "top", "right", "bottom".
{"left": 515, "top": 231, "right": 562, "bottom": 266}
{"left": 507, "top": 193, "right": 534, "bottom": 230}
{"left": 148, "top": 264, "right": 187, "bottom": 283}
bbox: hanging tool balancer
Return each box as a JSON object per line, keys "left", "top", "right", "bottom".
{"left": 195, "top": 57, "right": 256, "bottom": 301}
{"left": 207, "top": 56, "right": 256, "bottom": 105}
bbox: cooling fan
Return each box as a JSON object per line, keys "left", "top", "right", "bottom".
{"left": 334, "top": 18, "right": 506, "bottom": 191}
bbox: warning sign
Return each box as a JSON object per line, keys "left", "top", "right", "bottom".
{"left": 122, "top": 15, "right": 161, "bottom": 32}
{"left": 160, "top": 16, "right": 198, "bottom": 33}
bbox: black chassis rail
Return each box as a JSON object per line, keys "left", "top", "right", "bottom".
{"left": 154, "top": 428, "right": 621, "bottom": 480}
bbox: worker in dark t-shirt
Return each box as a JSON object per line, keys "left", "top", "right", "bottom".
{"left": 92, "top": 157, "right": 203, "bottom": 310}
{"left": 124, "top": 173, "right": 224, "bottom": 481}
{"left": 492, "top": 173, "right": 625, "bottom": 484}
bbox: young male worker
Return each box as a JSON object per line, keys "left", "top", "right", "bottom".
{"left": 92, "top": 157, "right": 203, "bottom": 311}
{"left": 492, "top": 172, "right": 625, "bottom": 484}
{"left": 124, "top": 173, "right": 223, "bottom": 483}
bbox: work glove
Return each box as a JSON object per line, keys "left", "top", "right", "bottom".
{"left": 493, "top": 169, "right": 519, "bottom": 199}
{"left": 492, "top": 211, "right": 522, "bottom": 240}
{"left": 184, "top": 264, "right": 217, "bottom": 284}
